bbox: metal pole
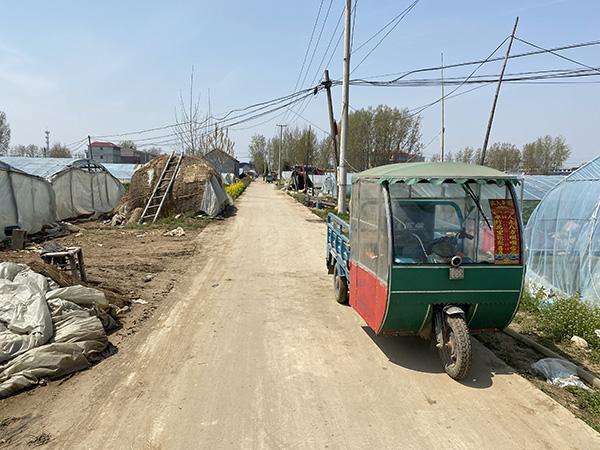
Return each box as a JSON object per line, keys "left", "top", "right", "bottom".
{"left": 277, "top": 124, "right": 287, "bottom": 181}
{"left": 440, "top": 53, "right": 445, "bottom": 162}
{"left": 88, "top": 135, "right": 92, "bottom": 160}
{"left": 44, "top": 130, "right": 50, "bottom": 158}
{"left": 323, "top": 70, "right": 339, "bottom": 175}
{"left": 337, "top": 0, "right": 352, "bottom": 213}
{"left": 481, "top": 17, "right": 519, "bottom": 165}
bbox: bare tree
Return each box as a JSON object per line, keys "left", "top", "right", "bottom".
{"left": 48, "top": 143, "right": 71, "bottom": 158}
{"left": 175, "top": 66, "right": 206, "bottom": 155}
{"left": 11, "top": 144, "right": 40, "bottom": 157}
{"left": 0, "top": 111, "right": 10, "bottom": 156}
{"left": 201, "top": 125, "right": 235, "bottom": 156}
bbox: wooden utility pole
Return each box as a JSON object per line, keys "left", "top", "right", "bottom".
{"left": 440, "top": 53, "right": 445, "bottom": 162}
{"left": 277, "top": 124, "right": 287, "bottom": 181}
{"left": 323, "top": 70, "right": 339, "bottom": 175}
{"left": 481, "top": 17, "right": 519, "bottom": 165}
{"left": 337, "top": 0, "right": 352, "bottom": 213}
{"left": 87, "top": 135, "right": 92, "bottom": 160}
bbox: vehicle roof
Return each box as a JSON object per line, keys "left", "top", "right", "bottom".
{"left": 353, "top": 162, "right": 519, "bottom": 184}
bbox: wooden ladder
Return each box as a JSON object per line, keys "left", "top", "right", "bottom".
{"left": 139, "top": 152, "right": 183, "bottom": 224}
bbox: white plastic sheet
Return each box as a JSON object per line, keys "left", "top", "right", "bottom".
{"left": 200, "top": 175, "right": 232, "bottom": 217}
{"left": 531, "top": 358, "right": 590, "bottom": 390}
{"left": 0, "top": 164, "right": 57, "bottom": 239}
{"left": 525, "top": 156, "right": 600, "bottom": 303}
{"left": 0, "top": 262, "right": 112, "bottom": 398}
{"left": 51, "top": 167, "right": 125, "bottom": 221}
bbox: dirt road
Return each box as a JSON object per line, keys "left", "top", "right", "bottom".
{"left": 2, "top": 181, "right": 598, "bottom": 449}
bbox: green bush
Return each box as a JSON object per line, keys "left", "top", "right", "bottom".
{"left": 538, "top": 295, "right": 600, "bottom": 348}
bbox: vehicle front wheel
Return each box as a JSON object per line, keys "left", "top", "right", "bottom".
{"left": 437, "top": 314, "right": 472, "bottom": 380}
{"left": 333, "top": 265, "right": 348, "bottom": 305}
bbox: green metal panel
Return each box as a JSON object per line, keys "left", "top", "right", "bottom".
{"left": 380, "top": 265, "right": 524, "bottom": 333}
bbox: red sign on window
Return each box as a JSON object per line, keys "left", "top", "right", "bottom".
{"left": 489, "top": 199, "right": 520, "bottom": 265}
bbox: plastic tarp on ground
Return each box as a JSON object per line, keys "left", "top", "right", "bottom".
{"left": 0, "top": 262, "right": 113, "bottom": 398}
{"left": 50, "top": 163, "right": 125, "bottom": 220}
{"left": 0, "top": 162, "right": 56, "bottom": 239}
{"left": 201, "top": 175, "right": 233, "bottom": 217}
{"left": 525, "top": 156, "right": 600, "bottom": 303}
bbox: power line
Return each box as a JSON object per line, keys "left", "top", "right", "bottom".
{"left": 514, "top": 36, "right": 600, "bottom": 75}
{"left": 351, "top": 0, "right": 420, "bottom": 74}
{"left": 356, "top": 39, "right": 600, "bottom": 82}
{"left": 407, "top": 36, "right": 510, "bottom": 118}
{"left": 352, "top": 0, "right": 418, "bottom": 54}
{"left": 283, "top": 0, "right": 326, "bottom": 125}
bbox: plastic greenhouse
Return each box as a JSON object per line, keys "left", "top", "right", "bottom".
{"left": 0, "top": 161, "right": 56, "bottom": 239}
{"left": 525, "top": 156, "right": 600, "bottom": 302}
{"left": 49, "top": 160, "right": 125, "bottom": 220}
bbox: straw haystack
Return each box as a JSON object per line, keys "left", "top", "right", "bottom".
{"left": 121, "top": 154, "right": 230, "bottom": 220}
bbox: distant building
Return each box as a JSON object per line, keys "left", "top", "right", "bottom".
{"left": 120, "top": 146, "right": 153, "bottom": 164}
{"left": 89, "top": 141, "right": 154, "bottom": 164}
{"left": 204, "top": 149, "right": 240, "bottom": 177}
{"left": 90, "top": 141, "right": 121, "bottom": 163}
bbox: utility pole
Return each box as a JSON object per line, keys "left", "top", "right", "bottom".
{"left": 440, "top": 53, "right": 445, "bottom": 162}
{"left": 337, "top": 0, "right": 352, "bottom": 213}
{"left": 323, "top": 70, "right": 339, "bottom": 175}
{"left": 87, "top": 135, "right": 92, "bottom": 160}
{"left": 44, "top": 130, "right": 50, "bottom": 158}
{"left": 481, "top": 17, "right": 519, "bottom": 165}
{"left": 277, "top": 124, "right": 287, "bottom": 181}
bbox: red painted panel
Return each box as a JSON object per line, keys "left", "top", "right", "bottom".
{"left": 349, "top": 262, "right": 388, "bottom": 333}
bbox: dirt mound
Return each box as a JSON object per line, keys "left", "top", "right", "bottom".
{"left": 121, "top": 154, "right": 218, "bottom": 219}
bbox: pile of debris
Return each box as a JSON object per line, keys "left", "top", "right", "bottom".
{"left": 112, "top": 154, "right": 231, "bottom": 225}
{"left": 0, "top": 261, "right": 118, "bottom": 398}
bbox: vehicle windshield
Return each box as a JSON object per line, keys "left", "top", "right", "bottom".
{"left": 388, "top": 182, "right": 520, "bottom": 265}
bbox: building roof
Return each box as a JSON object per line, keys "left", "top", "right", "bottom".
{"left": 354, "top": 162, "right": 519, "bottom": 184}
{"left": 90, "top": 141, "right": 120, "bottom": 148}
{"left": 204, "top": 148, "right": 240, "bottom": 163}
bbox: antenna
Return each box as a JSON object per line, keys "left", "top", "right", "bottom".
{"left": 441, "top": 53, "right": 445, "bottom": 162}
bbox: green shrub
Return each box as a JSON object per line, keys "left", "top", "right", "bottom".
{"left": 519, "top": 288, "right": 545, "bottom": 314}
{"left": 538, "top": 295, "right": 600, "bottom": 348}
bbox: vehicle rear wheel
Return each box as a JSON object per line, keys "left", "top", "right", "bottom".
{"left": 333, "top": 265, "right": 348, "bottom": 305}
{"left": 438, "top": 314, "right": 472, "bottom": 380}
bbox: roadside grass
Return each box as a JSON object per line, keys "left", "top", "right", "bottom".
{"left": 496, "top": 289, "right": 600, "bottom": 431}
{"left": 566, "top": 387, "right": 600, "bottom": 432}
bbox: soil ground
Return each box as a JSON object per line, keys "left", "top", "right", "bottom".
{"left": 0, "top": 182, "right": 599, "bottom": 449}
{"left": 0, "top": 221, "right": 206, "bottom": 348}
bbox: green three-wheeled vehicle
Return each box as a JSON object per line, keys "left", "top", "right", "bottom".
{"left": 327, "top": 162, "right": 525, "bottom": 379}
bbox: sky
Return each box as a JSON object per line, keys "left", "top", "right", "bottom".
{"left": 1, "top": 0, "right": 599, "bottom": 165}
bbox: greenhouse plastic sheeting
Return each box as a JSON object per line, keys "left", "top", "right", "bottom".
{"left": 0, "top": 157, "right": 140, "bottom": 183}
{"left": 0, "top": 262, "right": 110, "bottom": 398}
{"left": 0, "top": 164, "right": 56, "bottom": 239}
{"left": 200, "top": 175, "right": 232, "bottom": 217}
{"left": 51, "top": 167, "right": 125, "bottom": 220}
{"left": 525, "top": 156, "right": 600, "bottom": 303}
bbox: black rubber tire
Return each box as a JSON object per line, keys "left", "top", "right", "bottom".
{"left": 438, "top": 315, "right": 472, "bottom": 380}
{"left": 333, "top": 265, "right": 349, "bottom": 305}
